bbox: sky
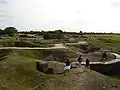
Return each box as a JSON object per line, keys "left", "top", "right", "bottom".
{"left": 0, "top": 0, "right": 120, "bottom": 33}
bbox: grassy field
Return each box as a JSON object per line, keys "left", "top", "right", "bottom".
{"left": 0, "top": 49, "right": 64, "bottom": 90}
{"left": 0, "top": 49, "right": 120, "bottom": 90}
{"left": 15, "top": 49, "right": 77, "bottom": 62}
{"left": 86, "top": 35, "right": 120, "bottom": 52}
{"left": 0, "top": 40, "right": 54, "bottom": 47}
{"left": 0, "top": 35, "right": 120, "bottom": 90}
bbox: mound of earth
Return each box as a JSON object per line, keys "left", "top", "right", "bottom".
{"left": 36, "top": 68, "right": 120, "bottom": 90}
{"left": 0, "top": 50, "right": 120, "bottom": 90}
{"left": 43, "top": 51, "right": 77, "bottom": 62}
{"left": 71, "top": 44, "right": 100, "bottom": 53}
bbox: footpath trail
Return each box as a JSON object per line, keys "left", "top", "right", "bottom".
{"left": 0, "top": 44, "right": 67, "bottom": 49}
{"left": 64, "top": 41, "right": 120, "bottom": 65}
{"left": 1, "top": 41, "right": 120, "bottom": 65}
{"left": 65, "top": 41, "right": 88, "bottom": 45}
{"left": 73, "top": 53, "right": 120, "bottom": 65}
{"left": 64, "top": 41, "right": 87, "bottom": 55}
{"left": 0, "top": 41, "right": 88, "bottom": 50}
{"left": 0, "top": 41, "right": 87, "bottom": 49}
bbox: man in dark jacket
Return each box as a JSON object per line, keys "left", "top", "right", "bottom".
{"left": 77, "top": 55, "right": 83, "bottom": 67}
{"left": 101, "top": 51, "right": 108, "bottom": 61}
{"left": 85, "top": 59, "right": 90, "bottom": 71}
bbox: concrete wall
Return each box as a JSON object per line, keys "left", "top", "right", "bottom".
{"left": 90, "top": 62, "right": 120, "bottom": 75}
{"left": 89, "top": 53, "right": 120, "bottom": 75}
{"left": 35, "top": 53, "right": 120, "bottom": 75}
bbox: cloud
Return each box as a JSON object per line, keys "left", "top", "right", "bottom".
{"left": 111, "top": 2, "right": 120, "bottom": 7}
{"left": 0, "top": 14, "right": 10, "bottom": 18}
{"left": 0, "top": 0, "right": 120, "bottom": 33}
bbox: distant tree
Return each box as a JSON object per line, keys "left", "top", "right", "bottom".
{"left": 55, "top": 30, "right": 64, "bottom": 38}
{"left": 55, "top": 30, "right": 63, "bottom": 34}
{"left": 0, "top": 29, "right": 5, "bottom": 36}
{"left": 79, "top": 31, "right": 83, "bottom": 35}
{"left": 40, "top": 31, "right": 45, "bottom": 36}
{"left": 43, "top": 33, "right": 50, "bottom": 39}
{"left": 30, "top": 30, "right": 34, "bottom": 34}
{"left": 4, "top": 27, "right": 18, "bottom": 36}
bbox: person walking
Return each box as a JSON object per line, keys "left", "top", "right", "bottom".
{"left": 85, "top": 59, "right": 90, "bottom": 71}
{"left": 77, "top": 55, "right": 83, "bottom": 67}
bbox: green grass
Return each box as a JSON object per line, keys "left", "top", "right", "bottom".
{"left": 0, "top": 49, "right": 120, "bottom": 90}
{"left": 17, "top": 49, "right": 77, "bottom": 62}
{"left": 86, "top": 35, "right": 120, "bottom": 52}
{"left": 0, "top": 40, "right": 54, "bottom": 47}
{"left": 0, "top": 51, "right": 65, "bottom": 90}
{"left": 1, "top": 35, "right": 120, "bottom": 89}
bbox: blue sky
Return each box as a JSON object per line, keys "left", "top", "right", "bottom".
{"left": 0, "top": 0, "right": 120, "bottom": 33}
{"left": 0, "top": 0, "right": 8, "bottom": 3}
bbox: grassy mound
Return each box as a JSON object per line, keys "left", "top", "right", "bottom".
{"left": 87, "top": 35, "right": 120, "bottom": 52}
{"left": 0, "top": 50, "right": 120, "bottom": 90}
{"left": 0, "top": 49, "right": 12, "bottom": 61}
{"left": 0, "top": 40, "right": 54, "bottom": 47}
{"left": 0, "top": 54, "right": 120, "bottom": 90}
{"left": 17, "top": 49, "right": 77, "bottom": 61}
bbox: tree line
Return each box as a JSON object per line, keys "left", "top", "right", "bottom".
{"left": 0, "top": 27, "right": 119, "bottom": 37}
{"left": 0, "top": 27, "right": 18, "bottom": 37}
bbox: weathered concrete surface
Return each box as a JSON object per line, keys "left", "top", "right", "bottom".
{"left": 90, "top": 62, "right": 120, "bottom": 75}
{"left": 65, "top": 41, "right": 88, "bottom": 45}
{"left": 47, "top": 61, "right": 65, "bottom": 74}
{"left": 111, "top": 53, "right": 120, "bottom": 59}
{"left": 35, "top": 52, "right": 120, "bottom": 75}
{"left": 35, "top": 60, "right": 65, "bottom": 74}
{"left": 36, "top": 61, "right": 48, "bottom": 73}
{"left": 83, "top": 53, "right": 120, "bottom": 75}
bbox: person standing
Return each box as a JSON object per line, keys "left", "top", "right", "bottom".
{"left": 64, "top": 58, "right": 71, "bottom": 72}
{"left": 77, "top": 55, "right": 83, "bottom": 67}
{"left": 85, "top": 59, "right": 90, "bottom": 71}
{"left": 101, "top": 51, "right": 108, "bottom": 61}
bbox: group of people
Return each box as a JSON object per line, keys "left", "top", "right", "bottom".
{"left": 64, "top": 51, "right": 108, "bottom": 72}
{"left": 64, "top": 55, "right": 90, "bottom": 71}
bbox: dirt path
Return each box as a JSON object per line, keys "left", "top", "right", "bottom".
{"left": 0, "top": 45, "right": 66, "bottom": 50}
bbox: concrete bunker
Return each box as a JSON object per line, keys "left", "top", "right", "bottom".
{"left": 35, "top": 60, "right": 65, "bottom": 74}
